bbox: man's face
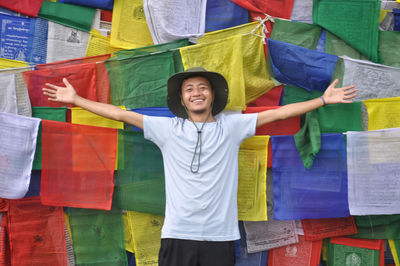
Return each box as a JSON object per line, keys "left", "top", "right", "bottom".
{"left": 181, "top": 76, "right": 214, "bottom": 115}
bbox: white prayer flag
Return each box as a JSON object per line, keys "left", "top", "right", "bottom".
{"left": 0, "top": 73, "right": 17, "bottom": 114}
{"left": 342, "top": 56, "right": 400, "bottom": 101}
{"left": 143, "top": 0, "right": 206, "bottom": 44}
{"left": 347, "top": 128, "right": 400, "bottom": 215}
{"left": 0, "top": 112, "right": 40, "bottom": 199}
{"left": 290, "top": 0, "right": 313, "bottom": 24}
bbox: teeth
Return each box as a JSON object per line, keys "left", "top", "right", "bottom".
{"left": 192, "top": 99, "right": 204, "bottom": 102}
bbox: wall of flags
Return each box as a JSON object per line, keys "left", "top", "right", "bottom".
{"left": 0, "top": 0, "right": 400, "bottom": 265}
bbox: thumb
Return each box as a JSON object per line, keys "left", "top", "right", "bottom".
{"left": 63, "top": 78, "right": 72, "bottom": 88}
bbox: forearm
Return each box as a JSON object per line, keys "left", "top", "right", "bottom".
{"left": 279, "top": 96, "right": 324, "bottom": 119}
{"left": 74, "top": 95, "right": 125, "bottom": 121}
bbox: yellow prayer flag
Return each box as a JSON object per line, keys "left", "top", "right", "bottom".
{"left": 126, "top": 211, "right": 164, "bottom": 266}
{"left": 380, "top": 10, "right": 390, "bottom": 23}
{"left": 0, "top": 58, "right": 29, "bottom": 69}
{"left": 196, "top": 22, "right": 258, "bottom": 44}
{"left": 238, "top": 136, "right": 269, "bottom": 221}
{"left": 64, "top": 212, "right": 72, "bottom": 242}
{"left": 110, "top": 0, "right": 154, "bottom": 49}
{"left": 364, "top": 97, "right": 400, "bottom": 130}
{"left": 86, "top": 29, "right": 123, "bottom": 57}
{"left": 123, "top": 212, "right": 135, "bottom": 253}
{"left": 389, "top": 240, "right": 400, "bottom": 266}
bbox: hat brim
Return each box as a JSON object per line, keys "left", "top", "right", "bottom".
{"left": 167, "top": 70, "right": 229, "bottom": 118}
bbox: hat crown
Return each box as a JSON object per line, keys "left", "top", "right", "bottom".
{"left": 184, "top": 67, "right": 208, "bottom": 73}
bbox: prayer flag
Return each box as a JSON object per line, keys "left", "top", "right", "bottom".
{"left": 246, "top": 85, "right": 283, "bottom": 107}
{"left": 110, "top": 0, "right": 153, "bottom": 49}
{"left": 205, "top": 0, "right": 248, "bottom": 32}
{"left": 351, "top": 215, "right": 400, "bottom": 239}
{"left": 0, "top": 112, "right": 40, "bottom": 199}
{"left": 282, "top": 85, "right": 323, "bottom": 105}
{"left": 116, "top": 130, "right": 165, "bottom": 215}
{"left": 32, "top": 106, "right": 67, "bottom": 170}
{"left": 68, "top": 207, "right": 128, "bottom": 265}
{"left": 0, "top": 0, "right": 43, "bottom": 17}
{"left": 38, "top": 1, "right": 96, "bottom": 32}
{"left": 235, "top": 222, "right": 268, "bottom": 266}
{"left": 0, "top": 58, "right": 29, "bottom": 69}
{"left": 313, "top": 0, "right": 380, "bottom": 62}
{"left": 8, "top": 197, "right": 67, "bottom": 265}
{"left": 238, "top": 136, "right": 269, "bottom": 221}
{"left": 364, "top": 97, "right": 400, "bottom": 130}
{"left": 196, "top": 21, "right": 258, "bottom": 44}
{"left": 327, "top": 237, "right": 384, "bottom": 266}
{"left": 0, "top": 14, "right": 48, "bottom": 65}
{"left": 0, "top": 212, "right": 10, "bottom": 265}
{"left": 389, "top": 240, "right": 400, "bottom": 266}
{"left": 268, "top": 235, "right": 322, "bottom": 266}
{"left": 123, "top": 212, "right": 136, "bottom": 253}
{"left": 125, "top": 211, "right": 164, "bottom": 266}
{"left": 290, "top": 0, "right": 313, "bottom": 23}
{"left": 85, "top": 29, "right": 122, "bottom": 57}
{"left": 23, "top": 63, "right": 98, "bottom": 107}
{"left": 59, "top": 0, "right": 114, "bottom": 10}
{"left": 24, "top": 170, "right": 41, "bottom": 198}
{"left": 232, "top": 0, "right": 295, "bottom": 20}
{"left": 316, "top": 102, "right": 363, "bottom": 133}
{"left": 71, "top": 107, "right": 124, "bottom": 129}
{"left": 347, "top": 128, "right": 400, "bottom": 215}
{"left": 301, "top": 217, "right": 357, "bottom": 241}
{"left": 41, "top": 120, "right": 117, "bottom": 210}
{"left": 271, "top": 134, "right": 349, "bottom": 220}
{"left": 0, "top": 73, "right": 17, "bottom": 114}
{"left": 267, "top": 38, "right": 338, "bottom": 92}
{"left": 143, "top": 0, "right": 206, "bottom": 44}
{"left": 378, "top": 31, "right": 400, "bottom": 68}
{"left": 129, "top": 107, "right": 175, "bottom": 131}
{"left": 244, "top": 106, "right": 300, "bottom": 167}
{"left": 342, "top": 56, "right": 400, "bottom": 101}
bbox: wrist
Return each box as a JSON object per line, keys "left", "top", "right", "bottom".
{"left": 320, "top": 96, "right": 327, "bottom": 106}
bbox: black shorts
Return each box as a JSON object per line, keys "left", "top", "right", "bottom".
{"left": 158, "top": 238, "right": 236, "bottom": 266}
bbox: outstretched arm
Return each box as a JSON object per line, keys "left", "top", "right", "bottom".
{"left": 256, "top": 79, "right": 357, "bottom": 128}
{"left": 42, "top": 78, "right": 144, "bottom": 129}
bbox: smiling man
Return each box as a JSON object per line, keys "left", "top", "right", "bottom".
{"left": 43, "top": 67, "right": 356, "bottom": 266}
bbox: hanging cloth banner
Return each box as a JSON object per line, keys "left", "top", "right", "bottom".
{"left": 232, "top": 0, "right": 294, "bottom": 20}
{"left": 389, "top": 240, "right": 400, "bottom": 266}
{"left": 86, "top": 29, "right": 122, "bottom": 57}
{"left": 0, "top": 74, "right": 17, "bottom": 114}
{"left": 125, "top": 211, "right": 164, "bottom": 266}
{"left": 244, "top": 106, "right": 300, "bottom": 167}
{"left": 67, "top": 207, "right": 128, "bottom": 265}
{"left": 41, "top": 120, "right": 117, "bottom": 210}
{"left": 105, "top": 51, "right": 178, "bottom": 109}
{"left": 110, "top": 0, "right": 154, "bottom": 49}
{"left": 364, "top": 97, "right": 400, "bottom": 130}
{"left": 342, "top": 56, "right": 400, "bottom": 101}
{"left": 196, "top": 21, "right": 257, "bottom": 43}
{"left": 327, "top": 237, "right": 384, "bottom": 266}
{"left": 8, "top": 197, "right": 67, "bottom": 265}
{"left": 301, "top": 216, "right": 357, "bottom": 241}
{"left": 271, "top": 134, "right": 349, "bottom": 220}
{"left": 59, "top": 0, "right": 114, "bottom": 10}
{"left": 238, "top": 136, "right": 269, "bottom": 221}
{"left": 0, "top": 212, "right": 10, "bottom": 265}
{"left": 313, "top": 0, "right": 380, "bottom": 62}
{"left": 0, "top": 0, "right": 43, "bottom": 17}
{"left": 116, "top": 130, "right": 165, "bottom": 215}
{"left": 24, "top": 170, "right": 41, "bottom": 197}
{"left": 23, "top": 63, "right": 98, "bottom": 107}
{"left": 378, "top": 31, "right": 400, "bottom": 68}
{"left": 143, "top": 0, "right": 206, "bottom": 44}
{"left": 347, "top": 128, "right": 400, "bottom": 215}
{"left": 351, "top": 215, "right": 400, "bottom": 239}
{"left": 0, "top": 112, "right": 40, "bottom": 199}
{"left": 205, "top": 0, "right": 248, "bottom": 32}
{"left": 32, "top": 107, "right": 67, "bottom": 170}
{"left": 129, "top": 107, "right": 175, "bottom": 131}
{"left": 0, "top": 58, "right": 29, "bottom": 69}
{"left": 235, "top": 222, "right": 269, "bottom": 266}
{"left": 243, "top": 220, "right": 299, "bottom": 253}
{"left": 290, "top": 0, "right": 313, "bottom": 23}
{"left": 0, "top": 14, "right": 48, "bottom": 65}
{"left": 267, "top": 39, "right": 338, "bottom": 92}
{"left": 268, "top": 235, "right": 322, "bottom": 266}
{"left": 282, "top": 85, "right": 323, "bottom": 105}
{"left": 38, "top": 1, "right": 96, "bottom": 32}
{"left": 123, "top": 212, "right": 136, "bottom": 253}
{"left": 247, "top": 85, "right": 283, "bottom": 107}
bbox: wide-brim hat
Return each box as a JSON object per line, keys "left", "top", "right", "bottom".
{"left": 167, "top": 67, "right": 229, "bottom": 118}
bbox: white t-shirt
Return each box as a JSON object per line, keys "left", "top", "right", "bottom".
{"left": 143, "top": 112, "right": 258, "bottom": 241}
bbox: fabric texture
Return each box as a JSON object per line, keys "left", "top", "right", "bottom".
{"left": 0, "top": 0, "right": 43, "bottom": 17}
{"left": 0, "top": 73, "right": 17, "bottom": 114}
{"left": 232, "top": 0, "right": 295, "bottom": 20}
{"left": 143, "top": 113, "right": 257, "bottom": 241}
{"left": 378, "top": 31, "right": 400, "bottom": 67}
{"left": 59, "top": 0, "right": 114, "bottom": 10}
{"left": 364, "top": 97, "right": 400, "bottom": 130}
{"left": 301, "top": 217, "right": 357, "bottom": 241}
{"left": 205, "top": 0, "right": 248, "bottom": 32}
{"left": 351, "top": 215, "right": 400, "bottom": 239}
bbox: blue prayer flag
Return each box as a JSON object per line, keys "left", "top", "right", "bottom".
{"left": 129, "top": 107, "right": 175, "bottom": 131}
{"left": 59, "top": 0, "right": 114, "bottom": 10}
{"left": 235, "top": 222, "right": 268, "bottom": 266}
{"left": 267, "top": 38, "right": 338, "bottom": 92}
{"left": 271, "top": 134, "right": 349, "bottom": 220}
{"left": 24, "top": 170, "right": 41, "bottom": 198}
{"left": 205, "top": 0, "right": 248, "bottom": 32}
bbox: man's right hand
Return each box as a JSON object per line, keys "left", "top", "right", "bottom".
{"left": 42, "top": 78, "right": 78, "bottom": 104}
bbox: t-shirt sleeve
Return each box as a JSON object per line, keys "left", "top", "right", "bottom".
{"left": 225, "top": 113, "right": 258, "bottom": 143}
{"left": 143, "top": 115, "right": 172, "bottom": 148}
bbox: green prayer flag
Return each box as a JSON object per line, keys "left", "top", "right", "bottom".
{"left": 327, "top": 240, "right": 380, "bottom": 266}
{"left": 68, "top": 207, "right": 128, "bottom": 265}
{"left": 116, "top": 130, "right": 165, "bottom": 215}
{"left": 313, "top": 0, "right": 380, "bottom": 62}
{"left": 317, "top": 102, "right": 363, "bottom": 133}
{"left": 379, "top": 31, "right": 400, "bottom": 68}
{"left": 105, "top": 51, "right": 179, "bottom": 109}
{"left": 351, "top": 215, "right": 400, "bottom": 239}
{"left": 32, "top": 107, "right": 67, "bottom": 170}
{"left": 38, "top": 1, "right": 96, "bottom": 32}
{"left": 294, "top": 110, "right": 321, "bottom": 169}
{"left": 282, "top": 85, "right": 323, "bottom": 105}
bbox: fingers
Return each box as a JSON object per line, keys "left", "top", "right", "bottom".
{"left": 63, "top": 78, "right": 72, "bottom": 87}
{"left": 45, "top": 82, "right": 61, "bottom": 90}
{"left": 344, "top": 88, "right": 357, "bottom": 95}
{"left": 329, "top": 79, "right": 339, "bottom": 88}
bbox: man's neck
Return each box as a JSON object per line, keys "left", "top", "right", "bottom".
{"left": 187, "top": 112, "right": 216, "bottom": 123}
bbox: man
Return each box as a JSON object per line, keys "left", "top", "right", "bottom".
{"left": 43, "top": 67, "right": 356, "bottom": 266}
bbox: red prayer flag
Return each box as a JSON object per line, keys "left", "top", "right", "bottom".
{"left": 247, "top": 85, "right": 283, "bottom": 107}
{"left": 0, "top": 212, "right": 11, "bottom": 265}
{"left": 268, "top": 235, "right": 322, "bottom": 266}
{"left": 232, "top": 0, "right": 295, "bottom": 19}
{"left": 0, "top": 0, "right": 44, "bottom": 17}
{"left": 23, "top": 63, "right": 98, "bottom": 107}
{"left": 244, "top": 106, "right": 300, "bottom": 167}
{"left": 8, "top": 197, "right": 67, "bottom": 266}
{"left": 41, "top": 120, "right": 117, "bottom": 210}
{"left": 302, "top": 216, "right": 358, "bottom": 241}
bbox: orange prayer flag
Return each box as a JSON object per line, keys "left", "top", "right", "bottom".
{"left": 302, "top": 216, "right": 358, "bottom": 241}
{"left": 41, "top": 120, "right": 117, "bottom": 210}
